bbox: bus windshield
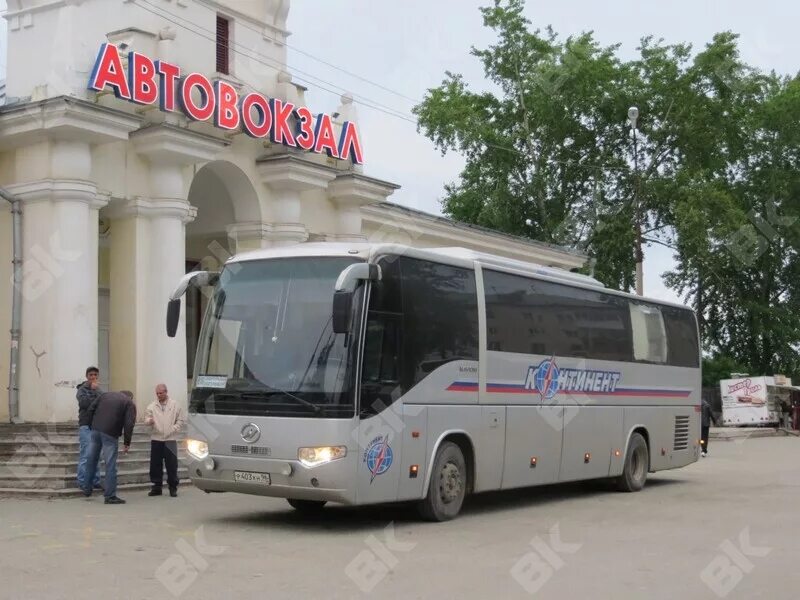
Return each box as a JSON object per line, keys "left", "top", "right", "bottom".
{"left": 192, "top": 257, "right": 360, "bottom": 417}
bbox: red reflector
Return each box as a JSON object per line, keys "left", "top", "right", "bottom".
{"left": 411, "top": 431, "right": 420, "bottom": 439}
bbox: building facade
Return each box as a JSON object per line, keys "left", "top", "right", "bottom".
{"left": 0, "top": 0, "right": 585, "bottom": 423}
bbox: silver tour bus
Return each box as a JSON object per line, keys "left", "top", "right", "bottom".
{"left": 167, "top": 243, "right": 701, "bottom": 521}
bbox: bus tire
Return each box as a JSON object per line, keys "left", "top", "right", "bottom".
{"left": 418, "top": 441, "right": 467, "bottom": 521}
{"left": 617, "top": 433, "right": 649, "bottom": 492}
{"left": 287, "top": 499, "right": 327, "bottom": 513}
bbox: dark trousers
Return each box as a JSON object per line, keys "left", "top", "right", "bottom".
{"left": 150, "top": 440, "right": 179, "bottom": 490}
{"left": 701, "top": 426, "right": 710, "bottom": 453}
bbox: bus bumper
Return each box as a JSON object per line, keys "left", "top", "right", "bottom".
{"left": 186, "top": 454, "right": 356, "bottom": 505}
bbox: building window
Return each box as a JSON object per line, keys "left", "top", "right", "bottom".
{"left": 216, "top": 15, "right": 230, "bottom": 74}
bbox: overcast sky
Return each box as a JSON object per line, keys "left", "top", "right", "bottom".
{"left": 1, "top": 0, "right": 798, "bottom": 303}
{"left": 288, "top": 0, "right": 800, "bottom": 303}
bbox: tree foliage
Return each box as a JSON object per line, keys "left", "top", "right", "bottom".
{"left": 413, "top": 0, "right": 800, "bottom": 377}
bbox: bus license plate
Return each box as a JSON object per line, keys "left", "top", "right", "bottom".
{"left": 234, "top": 471, "right": 271, "bottom": 485}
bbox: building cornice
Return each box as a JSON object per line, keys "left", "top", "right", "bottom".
{"left": 361, "top": 202, "right": 587, "bottom": 269}
{"left": 130, "top": 123, "right": 229, "bottom": 165}
{"left": 257, "top": 154, "right": 338, "bottom": 191}
{"left": 4, "top": 179, "right": 107, "bottom": 209}
{"left": 0, "top": 96, "right": 144, "bottom": 150}
{"left": 328, "top": 173, "right": 400, "bottom": 207}
{"left": 105, "top": 197, "right": 197, "bottom": 223}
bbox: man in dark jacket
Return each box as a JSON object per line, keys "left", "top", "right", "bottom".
{"left": 701, "top": 398, "right": 713, "bottom": 457}
{"left": 82, "top": 390, "right": 137, "bottom": 504}
{"left": 76, "top": 366, "right": 102, "bottom": 490}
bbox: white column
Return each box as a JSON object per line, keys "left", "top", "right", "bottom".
{"left": 144, "top": 162, "right": 195, "bottom": 412}
{"left": 8, "top": 167, "right": 107, "bottom": 421}
{"left": 146, "top": 199, "right": 193, "bottom": 411}
{"left": 328, "top": 174, "right": 400, "bottom": 242}
{"left": 129, "top": 124, "right": 224, "bottom": 411}
{"left": 227, "top": 222, "right": 272, "bottom": 254}
{"left": 258, "top": 155, "right": 337, "bottom": 246}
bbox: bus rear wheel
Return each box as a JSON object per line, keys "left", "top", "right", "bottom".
{"left": 617, "top": 433, "right": 649, "bottom": 492}
{"left": 418, "top": 441, "right": 467, "bottom": 521}
{"left": 287, "top": 499, "right": 327, "bottom": 513}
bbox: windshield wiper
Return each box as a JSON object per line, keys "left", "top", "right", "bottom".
{"left": 233, "top": 383, "right": 321, "bottom": 415}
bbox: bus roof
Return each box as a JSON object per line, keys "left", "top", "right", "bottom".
{"left": 230, "top": 242, "right": 691, "bottom": 311}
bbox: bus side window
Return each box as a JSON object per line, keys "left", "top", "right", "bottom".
{"left": 662, "top": 307, "right": 700, "bottom": 367}
{"left": 360, "top": 257, "right": 403, "bottom": 417}
{"left": 630, "top": 303, "right": 667, "bottom": 363}
{"left": 362, "top": 315, "right": 400, "bottom": 384}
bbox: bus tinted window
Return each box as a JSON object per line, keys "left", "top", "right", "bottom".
{"left": 361, "top": 257, "right": 479, "bottom": 416}
{"left": 400, "top": 258, "right": 479, "bottom": 387}
{"left": 484, "top": 270, "right": 632, "bottom": 361}
{"left": 360, "top": 257, "right": 403, "bottom": 416}
{"left": 663, "top": 307, "right": 700, "bottom": 367}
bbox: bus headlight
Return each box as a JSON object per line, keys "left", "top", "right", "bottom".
{"left": 186, "top": 439, "right": 209, "bottom": 460}
{"left": 298, "top": 446, "right": 347, "bottom": 467}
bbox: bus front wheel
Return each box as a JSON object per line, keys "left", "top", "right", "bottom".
{"left": 617, "top": 433, "right": 649, "bottom": 492}
{"left": 418, "top": 441, "right": 467, "bottom": 521}
{"left": 287, "top": 499, "right": 327, "bottom": 513}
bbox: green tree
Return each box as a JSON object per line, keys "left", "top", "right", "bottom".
{"left": 415, "top": 0, "right": 800, "bottom": 374}
{"left": 701, "top": 354, "right": 750, "bottom": 388}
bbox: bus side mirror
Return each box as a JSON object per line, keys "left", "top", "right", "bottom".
{"left": 332, "top": 263, "right": 381, "bottom": 334}
{"left": 332, "top": 291, "right": 353, "bottom": 334}
{"left": 165, "top": 270, "right": 219, "bottom": 338}
{"left": 166, "top": 299, "right": 181, "bottom": 338}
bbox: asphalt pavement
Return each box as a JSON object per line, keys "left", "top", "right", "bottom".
{"left": 1, "top": 436, "right": 798, "bottom": 600}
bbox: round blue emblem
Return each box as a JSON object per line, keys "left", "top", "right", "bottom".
{"left": 534, "top": 358, "right": 560, "bottom": 401}
{"left": 365, "top": 437, "right": 393, "bottom": 481}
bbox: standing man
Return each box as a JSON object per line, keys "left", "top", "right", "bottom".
{"left": 82, "top": 390, "right": 137, "bottom": 504}
{"left": 76, "top": 366, "right": 101, "bottom": 491}
{"left": 701, "top": 397, "right": 713, "bottom": 457}
{"left": 145, "top": 384, "right": 185, "bottom": 497}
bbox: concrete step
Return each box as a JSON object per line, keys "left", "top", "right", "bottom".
{"left": 0, "top": 455, "right": 190, "bottom": 475}
{"left": 0, "top": 467, "right": 190, "bottom": 490}
{"left": 0, "top": 431, "right": 157, "bottom": 444}
{"left": 0, "top": 479, "right": 193, "bottom": 499}
{"left": 0, "top": 423, "right": 167, "bottom": 435}
{"left": 0, "top": 439, "right": 167, "bottom": 458}
{"left": 1, "top": 447, "right": 158, "bottom": 461}
{"left": 3, "top": 450, "right": 189, "bottom": 465}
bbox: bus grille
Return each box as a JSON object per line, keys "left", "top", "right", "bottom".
{"left": 231, "top": 445, "right": 272, "bottom": 457}
{"left": 673, "top": 416, "right": 690, "bottom": 450}
{"left": 189, "top": 392, "right": 355, "bottom": 418}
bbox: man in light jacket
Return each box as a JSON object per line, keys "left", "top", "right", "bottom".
{"left": 145, "top": 384, "right": 186, "bottom": 497}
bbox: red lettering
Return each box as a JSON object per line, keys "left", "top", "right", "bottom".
{"left": 214, "top": 81, "right": 240, "bottom": 130}
{"left": 313, "top": 113, "right": 339, "bottom": 158}
{"left": 88, "top": 43, "right": 131, "bottom": 99}
{"left": 240, "top": 93, "right": 272, "bottom": 138}
{"left": 337, "top": 121, "right": 364, "bottom": 165}
{"left": 269, "top": 99, "right": 296, "bottom": 147}
{"left": 156, "top": 61, "right": 181, "bottom": 112}
{"left": 129, "top": 52, "right": 158, "bottom": 105}
{"left": 179, "top": 73, "right": 215, "bottom": 122}
{"left": 294, "top": 106, "right": 315, "bottom": 151}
